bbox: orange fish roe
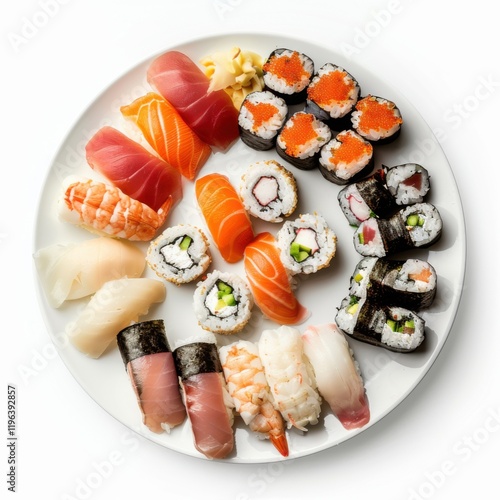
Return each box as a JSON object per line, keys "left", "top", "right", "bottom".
{"left": 263, "top": 51, "right": 310, "bottom": 86}
{"left": 355, "top": 96, "right": 402, "bottom": 133}
{"left": 329, "top": 131, "right": 373, "bottom": 165}
{"left": 279, "top": 113, "right": 319, "bottom": 156}
{"left": 243, "top": 101, "right": 279, "bottom": 131}
{"left": 307, "top": 70, "right": 355, "bottom": 106}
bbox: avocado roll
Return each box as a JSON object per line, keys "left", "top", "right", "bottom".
{"left": 116, "top": 320, "right": 186, "bottom": 433}
{"left": 319, "top": 130, "right": 374, "bottom": 185}
{"left": 146, "top": 224, "right": 211, "bottom": 285}
{"left": 262, "top": 48, "right": 314, "bottom": 104}
{"left": 193, "top": 270, "right": 253, "bottom": 335}
{"left": 238, "top": 91, "right": 288, "bottom": 151}
{"left": 305, "top": 63, "right": 361, "bottom": 130}
{"left": 385, "top": 163, "right": 431, "bottom": 205}
{"left": 353, "top": 203, "right": 442, "bottom": 257}
{"left": 276, "top": 213, "right": 337, "bottom": 275}
{"left": 239, "top": 160, "right": 298, "bottom": 223}
{"left": 276, "top": 111, "right": 332, "bottom": 170}
{"left": 348, "top": 257, "right": 437, "bottom": 309}
{"left": 351, "top": 95, "right": 403, "bottom": 144}
{"left": 335, "top": 296, "right": 425, "bottom": 352}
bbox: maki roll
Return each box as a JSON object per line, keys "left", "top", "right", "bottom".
{"left": 193, "top": 270, "right": 253, "bottom": 335}
{"left": 336, "top": 296, "right": 425, "bottom": 352}
{"left": 353, "top": 202, "right": 443, "bottom": 257}
{"left": 173, "top": 335, "right": 234, "bottom": 459}
{"left": 319, "top": 129, "right": 374, "bottom": 185}
{"left": 238, "top": 91, "right": 288, "bottom": 151}
{"left": 385, "top": 163, "right": 431, "bottom": 205}
{"left": 276, "top": 111, "right": 331, "bottom": 170}
{"left": 337, "top": 168, "right": 395, "bottom": 225}
{"left": 305, "top": 63, "right": 361, "bottom": 130}
{"left": 276, "top": 213, "right": 337, "bottom": 275}
{"left": 239, "top": 160, "right": 298, "bottom": 223}
{"left": 146, "top": 224, "right": 211, "bottom": 284}
{"left": 262, "top": 48, "right": 314, "bottom": 104}
{"left": 348, "top": 257, "right": 437, "bottom": 309}
{"left": 116, "top": 320, "right": 186, "bottom": 433}
{"left": 351, "top": 95, "right": 403, "bottom": 144}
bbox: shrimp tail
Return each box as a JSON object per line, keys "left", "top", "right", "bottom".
{"left": 270, "top": 433, "right": 289, "bottom": 457}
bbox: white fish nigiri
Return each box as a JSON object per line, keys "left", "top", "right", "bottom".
{"left": 259, "top": 325, "right": 321, "bottom": 432}
{"left": 33, "top": 237, "right": 145, "bottom": 308}
{"left": 219, "top": 340, "right": 289, "bottom": 456}
{"left": 301, "top": 323, "right": 370, "bottom": 430}
{"left": 66, "top": 278, "right": 166, "bottom": 358}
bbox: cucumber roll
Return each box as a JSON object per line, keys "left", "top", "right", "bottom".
{"left": 239, "top": 160, "right": 298, "bottom": 223}
{"left": 319, "top": 130, "right": 374, "bottom": 185}
{"left": 337, "top": 168, "right": 395, "bottom": 225}
{"left": 276, "top": 213, "right": 337, "bottom": 275}
{"left": 193, "top": 270, "right": 253, "bottom": 335}
{"left": 262, "top": 48, "right": 314, "bottom": 105}
{"left": 348, "top": 257, "right": 437, "bottom": 309}
{"left": 238, "top": 91, "right": 288, "bottom": 151}
{"left": 385, "top": 163, "right": 431, "bottom": 205}
{"left": 305, "top": 63, "right": 361, "bottom": 130}
{"left": 276, "top": 112, "right": 332, "bottom": 170}
{"left": 336, "top": 296, "right": 425, "bottom": 352}
{"left": 351, "top": 95, "right": 403, "bottom": 145}
{"left": 146, "top": 224, "right": 211, "bottom": 284}
{"left": 353, "top": 203, "right": 442, "bottom": 257}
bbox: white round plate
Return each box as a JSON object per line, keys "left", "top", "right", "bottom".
{"left": 33, "top": 33, "right": 466, "bottom": 463}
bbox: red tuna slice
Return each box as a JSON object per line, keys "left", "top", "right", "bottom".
{"left": 127, "top": 352, "right": 186, "bottom": 433}
{"left": 85, "top": 126, "right": 183, "bottom": 212}
{"left": 147, "top": 51, "right": 239, "bottom": 151}
{"left": 182, "top": 372, "right": 234, "bottom": 459}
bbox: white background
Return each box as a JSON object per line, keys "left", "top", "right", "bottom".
{"left": 3, "top": 0, "right": 499, "bottom": 499}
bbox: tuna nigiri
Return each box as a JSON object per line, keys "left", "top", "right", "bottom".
{"left": 301, "top": 323, "right": 370, "bottom": 430}
{"left": 117, "top": 320, "right": 186, "bottom": 433}
{"left": 195, "top": 173, "right": 254, "bottom": 263}
{"left": 244, "top": 232, "right": 309, "bottom": 325}
{"left": 120, "top": 93, "right": 211, "bottom": 180}
{"left": 173, "top": 336, "right": 234, "bottom": 460}
{"left": 85, "top": 126, "right": 183, "bottom": 212}
{"left": 147, "top": 50, "right": 239, "bottom": 151}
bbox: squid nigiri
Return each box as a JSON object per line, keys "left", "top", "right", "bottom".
{"left": 120, "top": 93, "right": 212, "bottom": 180}
{"left": 219, "top": 340, "right": 289, "bottom": 457}
{"left": 59, "top": 176, "right": 170, "bottom": 242}
{"left": 147, "top": 50, "right": 239, "bottom": 151}
{"left": 243, "top": 232, "right": 309, "bottom": 325}
{"left": 117, "top": 320, "right": 186, "bottom": 433}
{"left": 173, "top": 336, "right": 234, "bottom": 459}
{"left": 85, "top": 126, "right": 183, "bottom": 212}
{"left": 195, "top": 173, "right": 254, "bottom": 263}
{"left": 258, "top": 326, "right": 322, "bottom": 432}
{"left": 301, "top": 323, "right": 370, "bottom": 430}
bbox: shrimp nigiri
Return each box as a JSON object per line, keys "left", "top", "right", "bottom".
{"left": 219, "top": 340, "right": 289, "bottom": 457}
{"left": 59, "top": 176, "right": 171, "bottom": 241}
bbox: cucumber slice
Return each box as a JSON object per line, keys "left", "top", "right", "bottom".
{"left": 386, "top": 319, "right": 397, "bottom": 331}
{"left": 222, "top": 293, "right": 236, "bottom": 306}
{"left": 179, "top": 235, "right": 192, "bottom": 250}
{"left": 406, "top": 214, "right": 419, "bottom": 226}
{"left": 217, "top": 281, "right": 233, "bottom": 295}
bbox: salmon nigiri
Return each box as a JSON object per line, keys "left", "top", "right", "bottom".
{"left": 120, "top": 93, "right": 211, "bottom": 180}
{"left": 195, "top": 173, "right": 254, "bottom": 263}
{"left": 244, "top": 232, "right": 309, "bottom": 325}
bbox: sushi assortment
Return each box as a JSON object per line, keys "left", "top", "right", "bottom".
{"left": 34, "top": 41, "right": 448, "bottom": 460}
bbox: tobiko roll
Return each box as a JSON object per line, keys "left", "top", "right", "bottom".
{"left": 336, "top": 296, "right": 425, "bottom": 352}
{"left": 238, "top": 91, "right": 288, "bottom": 151}
{"left": 146, "top": 224, "right": 211, "bottom": 285}
{"left": 319, "top": 129, "right": 374, "bottom": 185}
{"left": 305, "top": 63, "right": 361, "bottom": 130}
{"left": 262, "top": 48, "right": 314, "bottom": 104}
{"left": 239, "top": 160, "right": 298, "bottom": 223}
{"left": 351, "top": 95, "right": 403, "bottom": 144}
{"left": 385, "top": 163, "right": 431, "bottom": 205}
{"left": 116, "top": 320, "right": 186, "bottom": 433}
{"left": 276, "top": 111, "right": 331, "bottom": 170}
